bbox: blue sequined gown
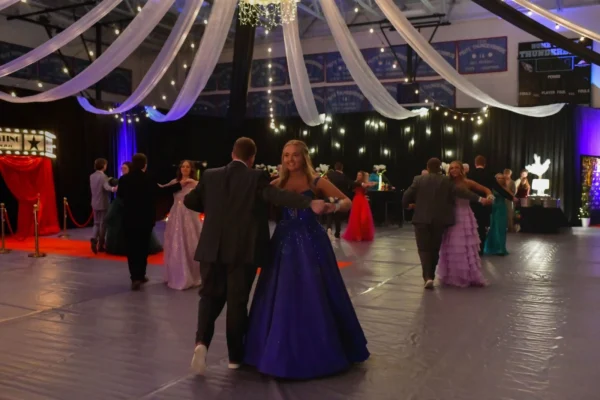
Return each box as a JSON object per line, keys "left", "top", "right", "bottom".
{"left": 244, "top": 184, "right": 370, "bottom": 379}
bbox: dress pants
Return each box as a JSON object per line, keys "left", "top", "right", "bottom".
{"left": 92, "top": 209, "right": 107, "bottom": 247}
{"left": 326, "top": 212, "right": 344, "bottom": 236}
{"left": 472, "top": 203, "right": 491, "bottom": 252}
{"left": 195, "top": 262, "right": 257, "bottom": 363}
{"left": 413, "top": 223, "right": 446, "bottom": 281}
{"left": 125, "top": 226, "right": 153, "bottom": 282}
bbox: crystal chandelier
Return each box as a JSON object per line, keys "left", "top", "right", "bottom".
{"left": 238, "top": 0, "right": 299, "bottom": 30}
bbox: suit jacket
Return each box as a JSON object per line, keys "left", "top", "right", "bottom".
{"left": 90, "top": 170, "right": 114, "bottom": 211}
{"left": 117, "top": 170, "right": 181, "bottom": 230}
{"left": 184, "top": 161, "right": 312, "bottom": 266}
{"left": 325, "top": 169, "right": 359, "bottom": 196}
{"left": 402, "top": 174, "right": 481, "bottom": 226}
{"left": 468, "top": 167, "right": 515, "bottom": 200}
{"left": 468, "top": 167, "right": 515, "bottom": 224}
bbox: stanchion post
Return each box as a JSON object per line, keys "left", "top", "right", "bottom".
{"left": 28, "top": 203, "right": 46, "bottom": 258}
{"left": 58, "top": 197, "right": 70, "bottom": 239}
{"left": 0, "top": 203, "right": 11, "bottom": 255}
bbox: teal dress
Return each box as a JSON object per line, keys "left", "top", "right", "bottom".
{"left": 484, "top": 190, "right": 508, "bottom": 256}
{"left": 104, "top": 197, "right": 163, "bottom": 255}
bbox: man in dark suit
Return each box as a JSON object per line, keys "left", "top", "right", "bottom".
{"left": 325, "top": 162, "right": 356, "bottom": 238}
{"left": 403, "top": 158, "right": 490, "bottom": 289}
{"left": 468, "top": 155, "right": 517, "bottom": 253}
{"left": 184, "top": 137, "right": 329, "bottom": 374}
{"left": 117, "top": 153, "right": 184, "bottom": 291}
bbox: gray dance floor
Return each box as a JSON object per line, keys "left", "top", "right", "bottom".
{"left": 0, "top": 225, "right": 598, "bottom": 400}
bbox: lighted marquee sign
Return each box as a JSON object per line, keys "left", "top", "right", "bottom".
{"left": 0, "top": 127, "right": 56, "bottom": 158}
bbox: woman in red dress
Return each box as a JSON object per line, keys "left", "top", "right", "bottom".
{"left": 342, "top": 171, "right": 376, "bottom": 242}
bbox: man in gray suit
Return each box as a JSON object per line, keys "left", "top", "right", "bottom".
{"left": 89, "top": 158, "right": 116, "bottom": 254}
{"left": 403, "top": 158, "right": 490, "bottom": 289}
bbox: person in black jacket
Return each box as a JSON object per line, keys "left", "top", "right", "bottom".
{"left": 117, "top": 153, "right": 186, "bottom": 290}
{"left": 468, "top": 156, "right": 517, "bottom": 254}
{"left": 325, "top": 162, "right": 357, "bottom": 238}
{"left": 184, "top": 137, "right": 329, "bottom": 374}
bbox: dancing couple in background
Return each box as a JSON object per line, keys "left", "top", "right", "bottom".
{"left": 104, "top": 161, "right": 162, "bottom": 256}
{"left": 116, "top": 154, "right": 196, "bottom": 291}
{"left": 403, "top": 158, "right": 491, "bottom": 290}
{"left": 468, "top": 156, "right": 517, "bottom": 255}
{"left": 185, "top": 138, "right": 369, "bottom": 379}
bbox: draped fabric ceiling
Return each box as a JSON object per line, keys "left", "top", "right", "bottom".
{"left": 6, "top": 0, "right": 600, "bottom": 123}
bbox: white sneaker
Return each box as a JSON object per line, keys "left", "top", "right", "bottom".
{"left": 191, "top": 344, "right": 208, "bottom": 375}
{"left": 228, "top": 363, "right": 242, "bottom": 370}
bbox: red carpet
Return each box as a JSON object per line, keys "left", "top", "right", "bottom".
{"left": 4, "top": 237, "right": 352, "bottom": 269}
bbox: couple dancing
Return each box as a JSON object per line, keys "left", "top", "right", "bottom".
{"left": 184, "top": 138, "right": 369, "bottom": 380}
{"left": 403, "top": 158, "right": 494, "bottom": 289}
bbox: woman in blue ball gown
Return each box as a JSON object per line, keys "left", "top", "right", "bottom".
{"left": 244, "top": 140, "right": 369, "bottom": 380}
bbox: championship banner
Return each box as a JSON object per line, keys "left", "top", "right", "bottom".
{"left": 518, "top": 40, "right": 591, "bottom": 106}
{"left": 458, "top": 37, "right": 507, "bottom": 74}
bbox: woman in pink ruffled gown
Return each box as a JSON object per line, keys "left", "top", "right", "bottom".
{"left": 437, "top": 161, "right": 491, "bottom": 287}
{"left": 161, "top": 160, "right": 203, "bottom": 290}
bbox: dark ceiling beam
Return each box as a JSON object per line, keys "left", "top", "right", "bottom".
{"left": 471, "top": 0, "right": 600, "bottom": 66}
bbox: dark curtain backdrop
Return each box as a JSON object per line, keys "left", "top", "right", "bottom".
{"left": 0, "top": 89, "right": 576, "bottom": 226}
{"left": 139, "top": 106, "right": 575, "bottom": 221}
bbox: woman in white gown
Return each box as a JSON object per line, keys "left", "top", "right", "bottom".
{"left": 161, "top": 160, "right": 203, "bottom": 290}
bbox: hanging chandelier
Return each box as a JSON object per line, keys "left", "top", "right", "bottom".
{"left": 238, "top": 0, "right": 299, "bottom": 30}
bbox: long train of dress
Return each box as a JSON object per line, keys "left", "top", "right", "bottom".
{"left": 244, "top": 187, "right": 369, "bottom": 379}
{"left": 163, "top": 182, "right": 203, "bottom": 290}
{"left": 437, "top": 198, "right": 486, "bottom": 287}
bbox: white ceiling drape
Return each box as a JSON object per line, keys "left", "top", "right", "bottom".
{"left": 145, "top": 0, "right": 237, "bottom": 122}
{"left": 0, "top": 0, "right": 123, "bottom": 78}
{"left": 373, "top": 0, "right": 565, "bottom": 117}
{"left": 0, "top": 0, "right": 20, "bottom": 13}
{"left": 319, "top": 0, "right": 421, "bottom": 120}
{"left": 0, "top": 0, "right": 175, "bottom": 103}
{"left": 283, "top": 10, "right": 322, "bottom": 126}
{"left": 78, "top": 0, "right": 203, "bottom": 115}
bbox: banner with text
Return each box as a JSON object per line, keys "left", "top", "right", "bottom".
{"left": 458, "top": 37, "right": 507, "bottom": 74}
{"left": 414, "top": 41, "right": 457, "bottom": 77}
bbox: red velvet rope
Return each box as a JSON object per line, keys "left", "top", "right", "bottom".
{"left": 3, "top": 208, "right": 27, "bottom": 242}
{"left": 65, "top": 204, "right": 94, "bottom": 228}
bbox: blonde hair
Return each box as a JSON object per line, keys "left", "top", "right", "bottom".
{"left": 278, "top": 140, "right": 317, "bottom": 189}
{"left": 449, "top": 160, "right": 466, "bottom": 181}
{"left": 357, "top": 171, "right": 369, "bottom": 183}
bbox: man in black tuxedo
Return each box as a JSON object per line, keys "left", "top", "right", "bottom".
{"left": 184, "top": 137, "right": 329, "bottom": 374}
{"left": 325, "top": 162, "right": 356, "bottom": 238}
{"left": 117, "top": 153, "right": 184, "bottom": 291}
{"left": 468, "top": 155, "right": 517, "bottom": 253}
{"left": 403, "top": 158, "right": 488, "bottom": 289}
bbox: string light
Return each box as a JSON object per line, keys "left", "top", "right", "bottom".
{"left": 354, "top": 7, "right": 359, "bottom": 12}
{"left": 369, "top": 28, "right": 374, "bottom": 33}
{"left": 473, "top": 134, "right": 480, "bottom": 142}
{"left": 238, "top": 0, "right": 298, "bottom": 30}
{"left": 89, "top": 50, "right": 94, "bottom": 56}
